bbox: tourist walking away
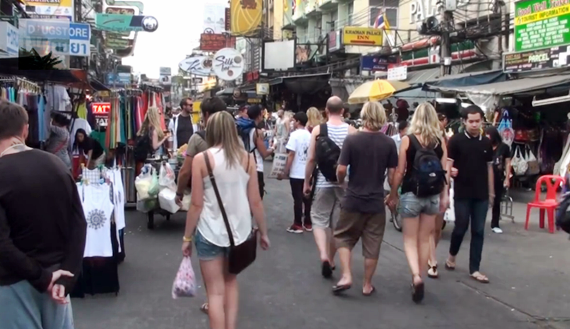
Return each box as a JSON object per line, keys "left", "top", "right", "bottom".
{"left": 306, "top": 106, "right": 323, "bottom": 133}
{"left": 304, "top": 96, "right": 356, "bottom": 278}
{"left": 392, "top": 120, "right": 409, "bottom": 152}
{"left": 333, "top": 102, "right": 398, "bottom": 296}
{"left": 446, "top": 105, "right": 494, "bottom": 284}
{"left": 486, "top": 126, "right": 512, "bottom": 234}
{"left": 273, "top": 109, "right": 289, "bottom": 152}
{"left": 46, "top": 112, "right": 72, "bottom": 170}
{"left": 0, "top": 100, "right": 87, "bottom": 329}
{"left": 428, "top": 113, "right": 451, "bottom": 279}
{"left": 134, "top": 106, "right": 170, "bottom": 172}
{"left": 278, "top": 112, "right": 313, "bottom": 233}
{"left": 387, "top": 102, "right": 448, "bottom": 303}
{"left": 237, "top": 105, "right": 274, "bottom": 199}
{"left": 181, "top": 111, "right": 270, "bottom": 329}
{"left": 174, "top": 97, "right": 226, "bottom": 315}
{"left": 169, "top": 98, "right": 196, "bottom": 152}
{"left": 73, "top": 128, "right": 106, "bottom": 169}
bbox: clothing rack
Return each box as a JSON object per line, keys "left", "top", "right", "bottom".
{"left": 139, "top": 83, "right": 163, "bottom": 92}
{"left": 0, "top": 76, "right": 42, "bottom": 94}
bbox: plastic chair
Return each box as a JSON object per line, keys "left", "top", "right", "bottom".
{"left": 525, "top": 175, "right": 566, "bottom": 233}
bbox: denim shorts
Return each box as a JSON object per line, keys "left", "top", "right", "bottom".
{"left": 195, "top": 231, "right": 229, "bottom": 261}
{"left": 399, "top": 192, "right": 440, "bottom": 218}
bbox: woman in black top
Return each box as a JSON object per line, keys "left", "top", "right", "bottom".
{"left": 485, "top": 126, "right": 512, "bottom": 234}
{"left": 387, "top": 102, "right": 449, "bottom": 303}
{"left": 73, "top": 129, "right": 105, "bottom": 169}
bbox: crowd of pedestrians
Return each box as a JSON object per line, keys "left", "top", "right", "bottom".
{"left": 0, "top": 95, "right": 501, "bottom": 329}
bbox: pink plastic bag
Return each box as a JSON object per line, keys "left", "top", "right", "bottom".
{"left": 172, "top": 256, "right": 196, "bottom": 299}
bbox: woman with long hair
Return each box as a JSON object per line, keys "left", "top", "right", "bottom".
{"left": 45, "top": 112, "right": 71, "bottom": 170}
{"left": 387, "top": 102, "right": 449, "bottom": 303}
{"left": 181, "top": 111, "right": 270, "bottom": 329}
{"left": 73, "top": 128, "right": 106, "bottom": 169}
{"left": 427, "top": 113, "right": 450, "bottom": 278}
{"left": 306, "top": 107, "right": 322, "bottom": 133}
{"left": 485, "top": 126, "right": 511, "bottom": 234}
{"left": 137, "top": 106, "right": 170, "bottom": 157}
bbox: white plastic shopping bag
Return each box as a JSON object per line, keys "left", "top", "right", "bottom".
{"left": 180, "top": 193, "right": 191, "bottom": 211}
{"left": 159, "top": 188, "right": 181, "bottom": 213}
{"left": 444, "top": 185, "right": 455, "bottom": 223}
{"left": 135, "top": 166, "right": 153, "bottom": 200}
{"left": 268, "top": 153, "right": 288, "bottom": 178}
{"left": 159, "top": 162, "right": 177, "bottom": 190}
{"left": 172, "top": 256, "right": 196, "bottom": 299}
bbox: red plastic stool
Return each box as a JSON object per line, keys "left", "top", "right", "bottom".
{"left": 525, "top": 175, "right": 566, "bottom": 233}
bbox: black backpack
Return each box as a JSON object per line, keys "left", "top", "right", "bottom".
{"left": 409, "top": 135, "right": 446, "bottom": 197}
{"left": 133, "top": 134, "right": 151, "bottom": 162}
{"left": 315, "top": 124, "right": 341, "bottom": 182}
{"left": 236, "top": 124, "right": 257, "bottom": 154}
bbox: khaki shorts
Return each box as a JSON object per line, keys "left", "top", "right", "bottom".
{"left": 310, "top": 187, "right": 344, "bottom": 228}
{"left": 334, "top": 210, "right": 386, "bottom": 259}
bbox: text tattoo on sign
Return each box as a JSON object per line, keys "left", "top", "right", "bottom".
{"left": 92, "top": 103, "right": 111, "bottom": 127}
{"left": 514, "top": 0, "right": 570, "bottom": 52}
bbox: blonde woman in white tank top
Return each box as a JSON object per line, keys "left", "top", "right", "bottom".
{"left": 182, "top": 111, "right": 270, "bottom": 329}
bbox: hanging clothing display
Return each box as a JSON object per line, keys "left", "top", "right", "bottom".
{"left": 81, "top": 183, "right": 115, "bottom": 257}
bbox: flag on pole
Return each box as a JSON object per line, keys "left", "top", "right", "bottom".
{"left": 373, "top": 12, "right": 391, "bottom": 30}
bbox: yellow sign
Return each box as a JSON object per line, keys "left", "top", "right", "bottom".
{"left": 230, "top": 0, "right": 262, "bottom": 36}
{"left": 515, "top": 4, "right": 570, "bottom": 25}
{"left": 342, "top": 27, "right": 383, "bottom": 46}
{"left": 23, "top": 0, "right": 73, "bottom": 16}
{"left": 192, "top": 101, "right": 202, "bottom": 125}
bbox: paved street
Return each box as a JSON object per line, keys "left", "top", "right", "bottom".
{"left": 72, "top": 167, "right": 570, "bottom": 329}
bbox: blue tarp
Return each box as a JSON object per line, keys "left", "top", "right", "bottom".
{"left": 423, "top": 70, "right": 507, "bottom": 90}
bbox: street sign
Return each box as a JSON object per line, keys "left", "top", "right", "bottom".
{"left": 18, "top": 19, "right": 91, "bottom": 57}
{"left": 503, "top": 46, "right": 570, "bottom": 73}
{"left": 95, "top": 14, "right": 158, "bottom": 33}
{"left": 514, "top": 0, "right": 570, "bottom": 52}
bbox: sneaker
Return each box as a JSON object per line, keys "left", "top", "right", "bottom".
{"left": 304, "top": 223, "right": 313, "bottom": 232}
{"left": 287, "top": 225, "right": 303, "bottom": 234}
{"left": 491, "top": 227, "right": 503, "bottom": 234}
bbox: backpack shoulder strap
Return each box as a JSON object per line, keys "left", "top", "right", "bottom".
{"left": 318, "top": 123, "right": 328, "bottom": 138}
{"left": 196, "top": 130, "right": 206, "bottom": 140}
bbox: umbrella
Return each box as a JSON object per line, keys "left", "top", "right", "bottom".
{"left": 348, "top": 80, "right": 411, "bottom": 105}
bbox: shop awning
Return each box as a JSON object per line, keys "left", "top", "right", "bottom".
{"left": 424, "top": 69, "right": 506, "bottom": 89}
{"left": 89, "top": 78, "right": 110, "bottom": 91}
{"left": 426, "top": 74, "right": 570, "bottom": 95}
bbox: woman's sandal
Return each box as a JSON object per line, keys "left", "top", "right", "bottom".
{"left": 200, "top": 303, "right": 209, "bottom": 314}
{"left": 427, "top": 261, "right": 439, "bottom": 279}
{"left": 470, "top": 272, "right": 490, "bottom": 284}
{"left": 444, "top": 259, "right": 456, "bottom": 271}
{"left": 411, "top": 276, "right": 424, "bottom": 304}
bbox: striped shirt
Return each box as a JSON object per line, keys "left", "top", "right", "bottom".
{"left": 316, "top": 122, "right": 350, "bottom": 188}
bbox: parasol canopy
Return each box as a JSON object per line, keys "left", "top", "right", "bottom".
{"left": 348, "top": 80, "right": 411, "bottom": 104}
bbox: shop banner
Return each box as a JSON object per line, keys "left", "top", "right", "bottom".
{"left": 106, "top": 72, "right": 132, "bottom": 87}
{"left": 503, "top": 46, "right": 570, "bottom": 73}
{"left": 514, "top": 0, "right": 570, "bottom": 52}
{"left": 360, "top": 55, "right": 397, "bottom": 72}
{"left": 18, "top": 19, "right": 90, "bottom": 57}
{"left": 95, "top": 14, "right": 158, "bottom": 33}
{"left": 229, "top": 0, "right": 262, "bottom": 37}
{"left": 23, "top": 0, "right": 74, "bottom": 20}
{"left": 328, "top": 30, "right": 340, "bottom": 52}
{"left": 342, "top": 27, "right": 383, "bottom": 46}
{"left": 200, "top": 30, "right": 236, "bottom": 52}
{"left": 0, "top": 21, "right": 19, "bottom": 58}
{"left": 213, "top": 48, "right": 244, "bottom": 81}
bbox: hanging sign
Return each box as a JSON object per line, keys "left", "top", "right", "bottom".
{"left": 342, "top": 27, "right": 383, "bottom": 46}
{"left": 212, "top": 48, "right": 244, "bottom": 81}
{"left": 92, "top": 102, "right": 111, "bottom": 127}
{"left": 200, "top": 29, "right": 236, "bottom": 52}
{"left": 179, "top": 56, "right": 213, "bottom": 76}
{"left": 23, "top": 0, "right": 74, "bottom": 20}
{"left": 503, "top": 46, "right": 570, "bottom": 73}
{"left": 95, "top": 14, "right": 158, "bottom": 33}
{"left": 18, "top": 19, "right": 91, "bottom": 57}
{"left": 514, "top": 0, "right": 570, "bottom": 52}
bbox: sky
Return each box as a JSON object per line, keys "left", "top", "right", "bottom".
{"left": 122, "top": 0, "right": 224, "bottom": 78}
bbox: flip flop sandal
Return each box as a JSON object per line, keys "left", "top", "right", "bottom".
{"left": 321, "top": 261, "right": 333, "bottom": 278}
{"left": 427, "top": 263, "right": 439, "bottom": 279}
{"left": 470, "top": 273, "right": 490, "bottom": 284}
{"left": 332, "top": 284, "right": 352, "bottom": 294}
{"left": 411, "top": 282, "right": 424, "bottom": 303}
{"left": 444, "top": 260, "right": 456, "bottom": 271}
{"left": 362, "top": 286, "right": 376, "bottom": 296}
{"left": 200, "top": 303, "right": 209, "bottom": 314}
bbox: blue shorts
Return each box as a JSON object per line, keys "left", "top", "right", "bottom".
{"left": 398, "top": 192, "right": 440, "bottom": 218}
{"left": 195, "top": 231, "right": 229, "bottom": 261}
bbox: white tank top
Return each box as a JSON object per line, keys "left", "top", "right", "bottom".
{"left": 250, "top": 129, "right": 264, "bottom": 172}
{"left": 82, "top": 183, "right": 115, "bottom": 257}
{"left": 316, "top": 122, "right": 350, "bottom": 188}
{"left": 197, "top": 147, "right": 253, "bottom": 247}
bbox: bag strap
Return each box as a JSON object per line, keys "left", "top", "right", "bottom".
{"left": 54, "top": 138, "right": 69, "bottom": 154}
{"left": 408, "top": 134, "right": 424, "bottom": 150}
{"left": 203, "top": 151, "right": 235, "bottom": 247}
{"left": 318, "top": 123, "right": 327, "bottom": 138}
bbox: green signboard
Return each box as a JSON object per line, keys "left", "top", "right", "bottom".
{"left": 95, "top": 13, "right": 158, "bottom": 33}
{"left": 514, "top": 0, "right": 570, "bottom": 52}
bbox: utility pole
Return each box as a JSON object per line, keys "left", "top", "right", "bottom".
{"left": 440, "top": 10, "right": 452, "bottom": 76}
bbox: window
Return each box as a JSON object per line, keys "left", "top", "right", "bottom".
{"left": 330, "top": 11, "right": 338, "bottom": 31}
{"left": 347, "top": 2, "right": 354, "bottom": 25}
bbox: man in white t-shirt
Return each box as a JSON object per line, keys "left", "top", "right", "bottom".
{"left": 278, "top": 112, "right": 312, "bottom": 233}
